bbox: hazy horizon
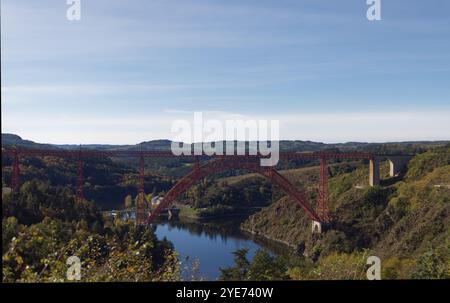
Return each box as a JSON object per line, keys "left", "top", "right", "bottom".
{"left": 3, "top": 132, "right": 449, "bottom": 146}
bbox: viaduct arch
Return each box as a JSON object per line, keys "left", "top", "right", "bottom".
{"left": 146, "top": 157, "right": 322, "bottom": 224}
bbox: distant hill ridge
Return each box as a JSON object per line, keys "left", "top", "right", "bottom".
{"left": 2, "top": 133, "right": 449, "bottom": 154}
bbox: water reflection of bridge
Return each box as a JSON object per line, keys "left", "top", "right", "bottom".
{"left": 101, "top": 207, "right": 179, "bottom": 220}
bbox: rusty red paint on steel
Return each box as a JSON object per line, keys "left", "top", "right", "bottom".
{"left": 2, "top": 148, "right": 375, "bottom": 160}
{"left": 146, "top": 157, "right": 321, "bottom": 223}
{"left": 316, "top": 158, "right": 330, "bottom": 223}
{"left": 136, "top": 156, "right": 147, "bottom": 225}
{"left": 11, "top": 150, "right": 20, "bottom": 190}
{"left": 2, "top": 148, "right": 376, "bottom": 224}
{"left": 76, "top": 158, "right": 83, "bottom": 202}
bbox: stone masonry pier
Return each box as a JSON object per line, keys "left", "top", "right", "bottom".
{"left": 369, "top": 155, "right": 414, "bottom": 186}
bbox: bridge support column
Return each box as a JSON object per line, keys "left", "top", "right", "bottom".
{"left": 76, "top": 158, "right": 84, "bottom": 202}
{"left": 388, "top": 156, "right": 411, "bottom": 177}
{"left": 317, "top": 158, "right": 330, "bottom": 222}
{"left": 369, "top": 157, "right": 380, "bottom": 186}
{"left": 311, "top": 220, "right": 331, "bottom": 234}
{"left": 11, "top": 150, "right": 20, "bottom": 190}
{"left": 312, "top": 221, "right": 322, "bottom": 234}
{"left": 136, "top": 156, "right": 146, "bottom": 226}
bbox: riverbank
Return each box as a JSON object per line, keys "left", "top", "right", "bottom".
{"left": 153, "top": 217, "right": 289, "bottom": 280}
{"left": 174, "top": 206, "right": 296, "bottom": 257}
{"left": 178, "top": 205, "right": 265, "bottom": 221}
{"left": 240, "top": 226, "right": 298, "bottom": 250}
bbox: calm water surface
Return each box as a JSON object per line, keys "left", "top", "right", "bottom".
{"left": 153, "top": 218, "right": 288, "bottom": 280}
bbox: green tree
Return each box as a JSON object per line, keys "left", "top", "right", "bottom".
{"left": 219, "top": 248, "right": 250, "bottom": 281}
{"left": 248, "top": 250, "right": 288, "bottom": 280}
{"left": 411, "top": 247, "right": 449, "bottom": 279}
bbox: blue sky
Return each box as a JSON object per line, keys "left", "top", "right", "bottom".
{"left": 2, "top": 0, "right": 450, "bottom": 144}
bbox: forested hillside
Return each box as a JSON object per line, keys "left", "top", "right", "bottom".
{"left": 2, "top": 181, "right": 180, "bottom": 282}
{"left": 240, "top": 146, "right": 450, "bottom": 279}
{"left": 1, "top": 155, "right": 175, "bottom": 210}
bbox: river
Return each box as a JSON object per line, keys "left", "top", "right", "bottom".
{"left": 153, "top": 218, "right": 289, "bottom": 281}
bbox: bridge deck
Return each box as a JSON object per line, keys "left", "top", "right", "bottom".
{"left": 2, "top": 148, "right": 378, "bottom": 160}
